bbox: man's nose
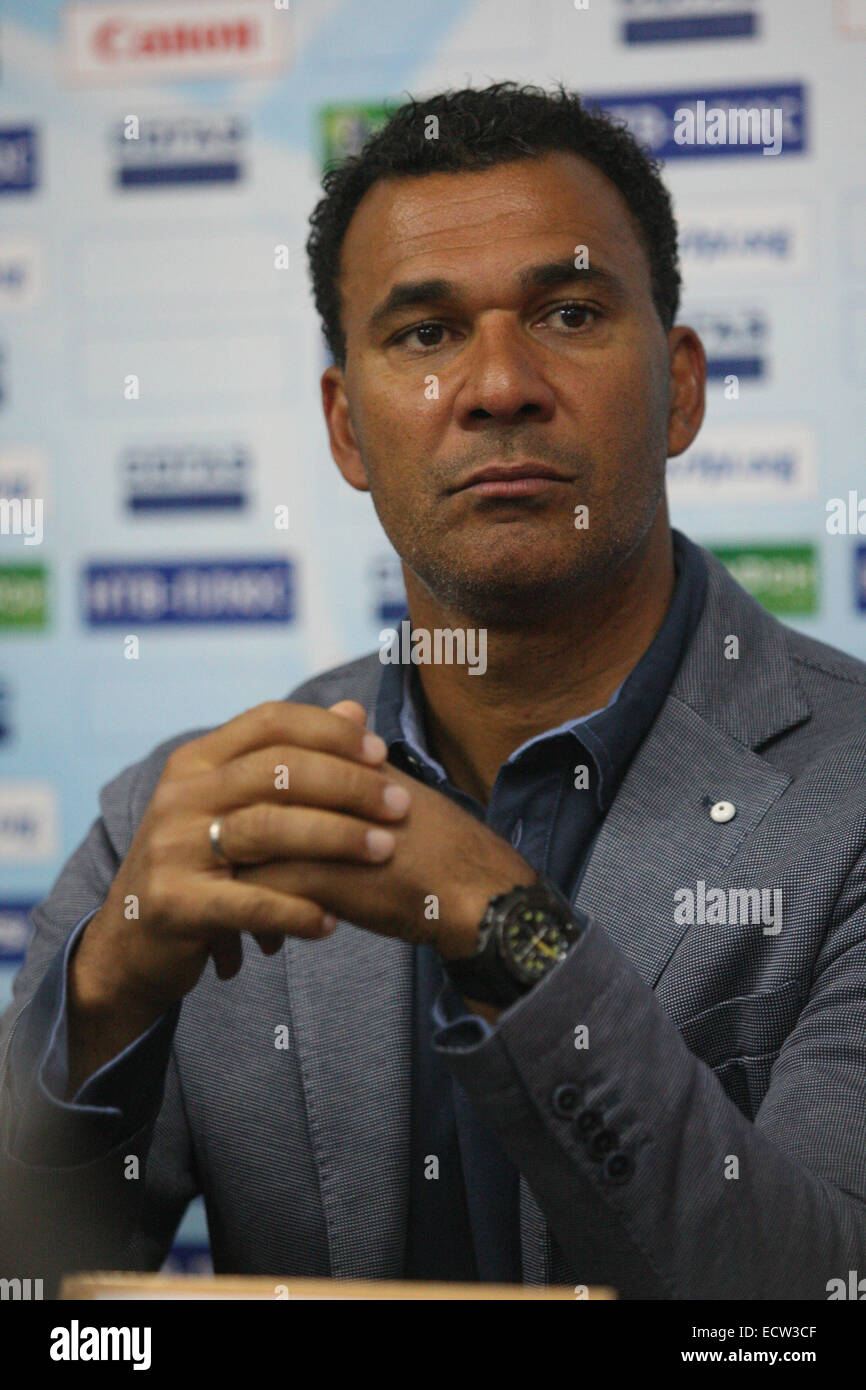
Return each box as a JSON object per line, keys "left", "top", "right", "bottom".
{"left": 452, "top": 316, "right": 557, "bottom": 428}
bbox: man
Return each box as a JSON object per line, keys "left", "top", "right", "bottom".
{"left": 2, "top": 82, "right": 865, "bottom": 1300}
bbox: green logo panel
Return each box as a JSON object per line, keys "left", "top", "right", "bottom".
{"left": 318, "top": 102, "right": 395, "bottom": 169}
{"left": 0, "top": 564, "right": 48, "bottom": 630}
{"left": 709, "top": 543, "right": 818, "bottom": 616}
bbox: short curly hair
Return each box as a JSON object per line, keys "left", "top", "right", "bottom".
{"left": 306, "top": 80, "right": 681, "bottom": 369}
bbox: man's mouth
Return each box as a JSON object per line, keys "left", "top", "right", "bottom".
{"left": 450, "top": 461, "right": 571, "bottom": 498}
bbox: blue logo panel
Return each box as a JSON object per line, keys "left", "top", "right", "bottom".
{"left": 84, "top": 560, "right": 296, "bottom": 626}
{"left": 856, "top": 546, "right": 866, "bottom": 613}
{"left": 0, "top": 901, "right": 37, "bottom": 964}
{"left": 623, "top": 11, "right": 757, "bottom": 44}
{"left": 0, "top": 127, "right": 38, "bottom": 194}
{"left": 123, "top": 446, "right": 249, "bottom": 513}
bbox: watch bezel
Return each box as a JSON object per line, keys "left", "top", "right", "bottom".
{"left": 494, "top": 888, "right": 579, "bottom": 985}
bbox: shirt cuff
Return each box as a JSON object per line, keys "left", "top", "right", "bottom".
{"left": 5, "top": 909, "right": 179, "bottom": 1166}
{"left": 431, "top": 975, "right": 496, "bottom": 1049}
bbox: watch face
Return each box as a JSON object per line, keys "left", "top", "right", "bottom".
{"left": 501, "top": 902, "right": 572, "bottom": 985}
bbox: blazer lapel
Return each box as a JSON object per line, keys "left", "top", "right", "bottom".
{"left": 574, "top": 547, "right": 811, "bottom": 994}
{"left": 284, "top": 925, "right": 413, "bottom": 1279}
{"left": 574, "top": 695, "right": 793, "bottom": 990}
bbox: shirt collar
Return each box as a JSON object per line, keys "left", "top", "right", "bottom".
{"left": 374, "top": 528, "right": 707, "bottom": 805}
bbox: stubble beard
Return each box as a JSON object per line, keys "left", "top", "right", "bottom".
{"left": 367, "top": 460, "right": 667, "bottom": 631}
{"left": 395, "top": 512, "right": 651, "bottom": 631}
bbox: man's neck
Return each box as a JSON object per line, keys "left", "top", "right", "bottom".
{"left": 404, "top": 521, "right": 676, "bottom": 807}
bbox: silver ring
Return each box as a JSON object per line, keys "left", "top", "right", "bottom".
{"left": 209, "top": 817, "right": 233, "bottom": 866}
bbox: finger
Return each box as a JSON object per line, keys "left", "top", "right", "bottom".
{"left": 252, "top": 932, "right": 284, "bottom": 956}
{"left": 211, "top": 746, "right": 411, "bottom": 823}
{"left": 232, "top": 856, "right": 366, "bottom": 900}
{"left": 234, "top": 859, "right": 373, "bottom": 911}
{"left": 211, "top": 804, "right": 397, "bottom": 866}
{"left": 188, "top": 878, "right": 337, "bottom": 940}
{"left": 165, "top": 700, "right": 388, "bottom": 777}
{"left": 208, "top": 930, "right": 243, "bottom": 980}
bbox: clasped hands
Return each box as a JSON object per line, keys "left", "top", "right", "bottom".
{"left": 229, "top": 699, "right": 534, "bottom": 964}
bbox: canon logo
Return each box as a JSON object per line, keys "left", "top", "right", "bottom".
{"left": 93, "top": 18, "right": 257, "bottom": 61}
{"left": 65, "top": 3, "right": 289, "bottom": 85}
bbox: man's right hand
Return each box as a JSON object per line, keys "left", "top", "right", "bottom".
{"left": 65, "top": 700, "right": 410, "bottom": 1095}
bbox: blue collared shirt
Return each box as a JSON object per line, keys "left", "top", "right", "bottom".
{"left": 376, "top": 528, "right": 707, "bottom": 1282}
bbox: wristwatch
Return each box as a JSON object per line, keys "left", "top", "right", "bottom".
{"left": 442, "top": 875, "right": 586, "bottom": 1008}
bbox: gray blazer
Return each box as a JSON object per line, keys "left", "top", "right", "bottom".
{"left": 2, "top": 545, "right": 866, "bottom": 1299}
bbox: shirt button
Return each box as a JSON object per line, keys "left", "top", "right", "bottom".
{"left": 710, "top": 800, "right": 736, "bottom": 823}
{"left": 510, "top": 818, "right": 523, "bottom": 847}
{"left": 552, "top": 1083, "right": 581, "bottom": 1118}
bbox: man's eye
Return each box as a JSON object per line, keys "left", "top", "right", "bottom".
{"left": 392, "top": 302, "right": 599, "bottom": 351}
{"left": 541, "top": 301, "right": 599, "bottom": 331}
{"left": 395, "top": 322, "right": 449, "bottom": 351}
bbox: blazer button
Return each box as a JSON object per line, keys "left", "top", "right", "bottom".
{"left": 602, "top": 1150, "right": 635, "bottom": 1185}
{"left": 552, "top": 1083, "right": 581, "bottom": 1117}
{"left": 587, "top": 1128, "right": 619, "bottom": 1161}
{"left": 573, "top": 1108, "right": 604, "bottom": 1139}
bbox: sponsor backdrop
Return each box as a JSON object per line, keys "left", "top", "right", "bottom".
{"left": 0, "top": 0, "right": 864, "bottom": 1272}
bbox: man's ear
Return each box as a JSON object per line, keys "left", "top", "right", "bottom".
{"left": 666, "top": 325, "right": 707, "bottom": 459}
{"left": 321, "top": 365, "right": 370, "bottom": 492}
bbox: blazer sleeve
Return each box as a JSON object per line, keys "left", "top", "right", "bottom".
{"left": 0, "top": 748, "right": 202, "bottom": 1296}
{"left": 433, "top": 867, "right": 866, "bottom": 1299}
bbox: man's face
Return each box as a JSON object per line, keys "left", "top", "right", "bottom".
{"left": 323, "top": 150, "right": 699, "bottom": 624}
